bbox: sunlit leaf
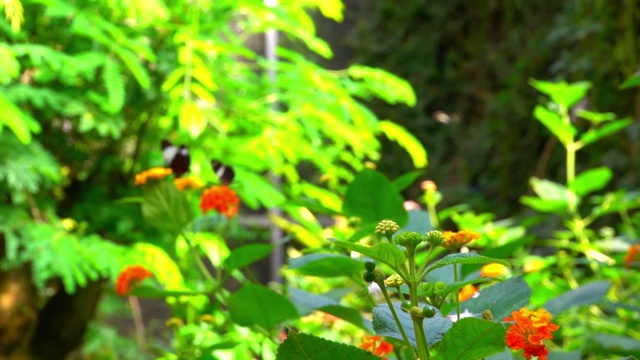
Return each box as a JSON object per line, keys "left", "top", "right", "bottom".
{"left": 571, "top": 167, "right": 612, "bottom": 197}
{"left": 434, "top": 318, "right": 506, "bottom": 360}
{"left": 276, "top": 332, "right": 379, "bottom": 360}
{"left": 331, "top": 240, "right": 407, "bottom": 274}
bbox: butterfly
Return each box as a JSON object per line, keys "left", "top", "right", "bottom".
{"left": 162, "top": 140, "right": 235, "bottom": 185}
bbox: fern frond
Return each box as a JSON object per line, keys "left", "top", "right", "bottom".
{"left": 102, "top": 56, "right": 125, "bottom": 113}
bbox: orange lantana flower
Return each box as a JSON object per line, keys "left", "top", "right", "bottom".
{"left": 174, "top": 176, "right": 204, "bottom": 191}
{"left": 115, "top": 265, "right": 153, "bottom": 296}
{"left": 135, "top": 167, "right": 173, "bottom": 185}
{"left": 458, "top": 284, "right": 478, "bottom": 302}
{"left": 623, "top": 244, "right": 640, "bottom": 269}
{"left": 481, "top": 263, "right": 510, "bottom": 278}
{"left": 200, "top": 185, "right": 240, "bottom": 219}
{"left": 505, "top": 307, "right": 559, "bottom": 360}
{"left": 359, "top": 335, "right": 394, "bottom": 359}
{"left": 442, "top": 230, "right": 481, "bottom": 251}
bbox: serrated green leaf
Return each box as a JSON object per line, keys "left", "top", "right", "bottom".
{"left": 571, "top": 167, "right": 612, "bottom": 197}
{"left": 288, "top": 253, "right": 363, "bottom": 278}
{"left": 458, "top": 276, "right": 531, "bottom": 321}
{"left": 435, "top": 318, "right": 506, "bottom": 360}
{"left": 342, "top": 169, "right": 408, "bottom": 227}
{"left": 224, "top": 243, "right": 274, "bottom": 271}
{"left": 276, "top": 332, "right": 379, "bottom": 360}
{"left": 378, "top": 121, "right": 427, "bottom": 168}
{"left": 228, "top": 283, "right": 298, "bottom": 328}
{"left": 331, "top": 240, "right": 407, "bottom": 274}
{"left": 425, "top": 253, "right": 510, "bottom": 275}
{"left": 544, "top": 281, "right": 611, "bottom": 315}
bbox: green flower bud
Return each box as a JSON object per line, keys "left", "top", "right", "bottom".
{"left": 422, "top": 306, "right": 436, "bottom": 318}
{"left": 418, "top": 282, "right": 432, "bottom": 296}
{"left": 375, "top": 219, "right": 400, "bottom": 237}
{"left": 410, "top": 306, "right": 424, "bottom": 321}
{"left": 394, "top": 231, "right": 425, "bottom": 248}
{"left": 482, "top": 310, "right": 493, "bottom": 321}
{"left": 433, "top": 281, "right": 447, "bottom": 295}
{"left": 384, "top": 274, "right": 404, "bottom": 287}
{"left": 373, "top": 267, "right": 386, "bottom": 284}
{"left": 364, "top": 260, "right": 376, "bottom": 272}
{"left": 425, "top": 230, "right": 445, "bottom": 247}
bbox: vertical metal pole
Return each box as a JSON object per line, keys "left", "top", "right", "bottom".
{"left": 265, "top": 0, "right": 283, "bottom": 284}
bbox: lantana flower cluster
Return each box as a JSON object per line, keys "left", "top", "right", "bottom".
{"left": 505, "top": 307, "right": 560, "bottom": 360}
{"left": 115, "top": 265, "right": 153, "bottom": 296}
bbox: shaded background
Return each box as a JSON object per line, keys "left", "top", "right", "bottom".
{"left": 317, "top": 0, "right": 640, "bottom": 218}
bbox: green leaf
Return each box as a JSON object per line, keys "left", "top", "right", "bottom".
{"left": 620, "top": 71, "right": 640, "bottom": 89}
{"left": 348, "top": 65, "right": 416, "bottom": 106}
{"left": 378, "top": 121, "right": 427, "bottom": 168}
{"left": 102, "top": 56, "right": 125, "bottom": 114}
{"left": 141, "top": 180, "right": 193, "bottom": 234}
{"left": 373, "top": 302, "right": 452, "bottom": 347}
{"left": 594, "top": 333, "right": 640, "bottom": 354}
{"left": 179, "top": 100, "right": 205, "bottom": 138}
{"left": 458, "top": 276, "right": 531, "bottom": 321}
{"left": 399, "top": 210, "right": 433, "bottom": 234}
{"left": 530, "top": 79, "right": 591, "bottom": 108}
{"left": 391, "top": 170, "right": 424, "bottom": 192}
{"left": 129, "top": 283, "right": 206, "bottom": 298}
{"left": 228, "top": 283, "right": 298, "bottom": 328}
{"left": 579, "top": 118, "right": 632, "bottom": 148}
{"left": 0, "top": 93, "right": 38, "bottom": 144}
{"left": 529, "top": 177, "right": 570, "bottom": 202}
{"left": 544, "top": 281, "right": 611, "bottom": 315}
{"left": 330, "top": 240, "right": 407, "bottom": 274}
{"left": 576, "top": 109, "right": 616, "bottom": 124}
{"left": 342, "top": 169, "right": 408, "bottom": 227}
{"left": 288, "top": 253, "right": 364, "bottom": 278}
{"left": 571, "top": 167, "right": 612, "bottom": 197}
{"left": 435, "top": 318, "right": 506, "bottom": 360}
{"left": 533, "top": 105, "right": 575, "bottom": 145}
{"left": 0, "top": 43, "right": 20, "bottom": 84}
{"left": 287, "top": 288, "right": 370, "bottom": 330}
{"left": 113, "top": 45, "right": 151, "bottom": 89}
{"left": 425, "top": 253, "right": 511, "bottom": 275}
{"left": 276, "top": 332, "right": 379, "bottom": 360}
{"left": 520, "top": 196, "right": 568, "bottom": 213}
{"left": 224, "top": 243, "right": 274, "bottom": 271}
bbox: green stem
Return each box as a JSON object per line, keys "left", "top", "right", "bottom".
{"left": 377, "top": 281, "right": 417, "bottom": 360}
{"left": 181, "top": 231, "right": 216, "bottom": 285}
{"left": 454, "top": 264, "right": 461, "bottom": 321}
{"left": 413, "top": 318, "right": 431, "bottom": 360}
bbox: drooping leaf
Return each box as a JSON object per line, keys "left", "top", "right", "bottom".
{"left": 378, "top": 121, "right": 427, "bottom": 168}
{"left": 348, "top": 65, "right": 416, "bottom": 106}
{"left": 434, "top": 318, "right": 506, "bottom": 360}
{"left": 391, "top": 170, "right": 424, "bottom": 192}
{"left": 288, "top": 253, "right": 364, "bottom": 278}
{"left": 342, "top": 169, "right": 408, "bottom": 227}
{"left": 330, "top": 240, "right": 407, "bottom": 274}
{"left": 228, "top": 283, "right": 298, "bottom": 329}
{"left": 276, "top": 332, "right": 379, "bottom": 360}
{"left": 544, "top": 281, "right": 611, "bottom": 315}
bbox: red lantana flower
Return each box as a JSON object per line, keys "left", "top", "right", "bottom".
{"left": 200, "top": 185, "right": 240, "bottom": 219}
{"left": 359, "top": 335, "right": 394, "bottom": 359}
{"left": 505, "top": 307, "right": 559, "bottom": 360}
{"left": 115, "top": 265, "right": 153, "bottom": 296}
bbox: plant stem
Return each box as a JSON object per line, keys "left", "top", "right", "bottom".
{"left": 181, "top": 231, "right": 217, "bottom": 285}
{"left": 413, "top": 318, "right": 431, "bottom": 360}
{"left": 378, "top": 282, "right": 417, "bottom": 360}
{"left": 129, "top": 295, "right": 146, "bottom": 352}
{"left": 453, "top": 264, "right": 461, "bottom": 321}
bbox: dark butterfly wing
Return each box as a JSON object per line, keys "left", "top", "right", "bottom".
{"left": 212, "top": 160, "right": 235, "bottom": 185}
{"left": 162, "top": 140, "right": 190, "bottom": 177}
